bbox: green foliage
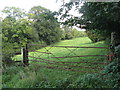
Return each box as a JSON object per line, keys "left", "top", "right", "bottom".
{"left": 3, "top": 65, "right": 118, "bottom": 88}
{"left": 2, "top": 6, "right": 63, "bottom": 65}
{"left": 61, "top": 25, "right": 87, "bottom": 40}
{"left": 2, "top": 42, "right": 15, "bottom": 65}
{"left": 2, "top": 17, "right": 35, "bottom": 45}
{"left": 102, "top": 58, "right": 120, "bottom": 88}
{"left": 2, "top": 7, "right": 26, "bottom": 19}
{"left": 79, "top": 2, "right": 120, "bottom": 33}
{"left": 65, "top": 32, "right": 73, "bottom": 39}
{"left": 58, "top": 2, "right": 120, "bottom": 40}
{"left": 29, "top": 6, "right": 63, "bottom": 45}
{"left": 33, "top": 20, "right": 62, "bottom": 45}
{"left": 2, "top": 17, "right": 32, "bottom": 64}
{"left": 58, "top": 2, "right": 120, "bottom": 88}
{"left": 27, "top": 41, "right": 47, "bottom": 52}
{"left": 86, "top": 29, "right": 105, "bottom": 43}
{"left": 2, "top": 3, "right": 120, "bottom": 88}
{"left": 73, "top": 74, "right": 109, "bottom": 88}
{"left": 71, "top": 29, "right": 87, "bottom": 37}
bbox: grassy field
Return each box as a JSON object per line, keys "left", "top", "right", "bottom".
{"left": 13, "top": 37, "right": 109, "bottom": 73}
{"left": 3, "top": 37, "right": 110, "bottom": 88}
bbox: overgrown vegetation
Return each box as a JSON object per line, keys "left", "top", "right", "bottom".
{"left": 2, "top": 1, "right": 120, "bottom": 88}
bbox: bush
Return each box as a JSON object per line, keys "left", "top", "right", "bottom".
{"left": 65, "top": 32, "right": 73, "bottom": 40}
{"left": 86, "top": 29, "right": 105, "bottom": 43}
{"left": 71, "top": 29, "right": 87, "bottom": 38}
{"left": 2, "top": 42, "right": 15, "bottom": 65}
{"left": 27, "top": 41, "right": 47, "bottom": 51}
{"left": 102, "top": 58, "right": 120, "bottom": 88}
{"left": 73, "top": 74, "right": 110, "bottom": 88}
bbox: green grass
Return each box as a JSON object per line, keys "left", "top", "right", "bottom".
{"left": 13, "top": 37, "right": 109, "bottom": 73}
{"left": 3, "top": 37, "right": 111, "bottom": 88}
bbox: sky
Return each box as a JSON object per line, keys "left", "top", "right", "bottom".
{"left": 0, "top": 0, "right": 85, "bottom": 31}
{"left": 0, "top": 0, "right": 82, "bottom": 18}
{"left": 0, "top": 0, "right": 64, "bottom": 12}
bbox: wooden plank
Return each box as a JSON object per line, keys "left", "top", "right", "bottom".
{"left": 27, "top": 44, "right": 109, "bottom": 49}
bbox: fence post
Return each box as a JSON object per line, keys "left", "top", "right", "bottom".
{"left": 21, "top": 44, "right": 29, "bottom": 66}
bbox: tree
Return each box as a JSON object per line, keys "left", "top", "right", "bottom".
{"left": 86, "top": 29, "right": 105, "bottom": 43}
{"left": 2, "top": 7, "right": 37, "bottom": 45}
{"left": 29, "top": 6, "right": 63, "bottom": 45}
{"left": 2, "top": 7, "right": 36, "bottom": 64}
{"left": 2, "top": 7, "right": 26, "bottom": 19}
{"left": 79, "top": 2, "right": 120, "bottom": 35}
{"left": 58, "top": 1, "right": 120, "bottom": 59}
{"left": 2, "top": 17, "right": 34, "bottom": 46}
{"left": 59, "top": 2, "right": 120, "bottom": 37}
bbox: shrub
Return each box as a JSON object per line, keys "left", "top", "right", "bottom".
{"left": 86, "top": 29, "right": 105, "bottom": 43}
{"left": 71, "top": 29, "right": 87, "bottom": 38}
{"left": 65, "top": 32, "right": 73, "bottom": 40}
{"left": 2, "top": 42, "right": 15, "bottom": 66}
{"left": 102, "top": 58, "right": 120, "bottom": 88}
{"left": 73, "top": 74, "right": 110, "bottom": 88}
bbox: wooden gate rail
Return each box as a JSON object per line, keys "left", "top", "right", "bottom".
{"left": 28, "top": 56, "right": 107, "bottom": 65}
{"left": 28, "top": 44, "right": 109, "bottom": 49}
{"left": 32, "top": 64, "right": 98, "bottom": 73}
{"left": 51, "top": 55, "right": 108, "bottom": 58}
{"left": 29, "top": 59, "right": 102, "bottom": 70}
{"left": 28, "top": 50, "right": 52, "bottom": 54}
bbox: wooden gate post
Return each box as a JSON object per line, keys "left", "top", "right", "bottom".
{"left": 21, "top": 44, "right": 29, "bottom": 66}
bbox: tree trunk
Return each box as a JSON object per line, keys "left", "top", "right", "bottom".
{"left": 111, "top": 32, "right": 120, "bottom": 59}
